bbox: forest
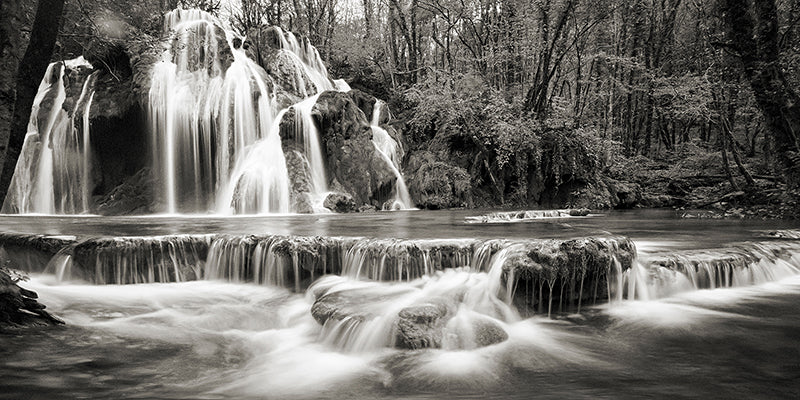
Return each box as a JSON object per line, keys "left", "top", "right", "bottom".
{"left": 1, "top": 0, "right": 799, "bottom": 217}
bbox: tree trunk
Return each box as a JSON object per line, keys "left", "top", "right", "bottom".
{"left": 0, "top": 0, "right": 66, "bottom": 202}
{"left": 721, "top": 0, "right": 800, "bottom": 187}
{"left": 0, "top": 0, "right": 22, "bottom": 180}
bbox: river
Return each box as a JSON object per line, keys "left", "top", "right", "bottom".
{"left": 1, "top": 209, "right": 799, "bottom": 399}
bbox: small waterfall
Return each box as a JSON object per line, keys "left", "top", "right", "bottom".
{"left": 620, "top": 241, "right": 800, "bottom": 300}
{"left": 293, "top": 94, "right": 328, "bottom": 201}
{"left": 370, "top": 100, "right": 412, "bottom": 210}
{"left": 312, "top": 246, "right": 521, "bottom": 352}
{"left": 65, "top": 235, "right": 212, "bottom": 284}
{"left": 272, "top": 27, "right": 335, "bottom": 94}
{"left": 220, "top": 110, "right": 291, "bottom": 214}
{"left": 3, "top": 59, "right": 97, "bottom": 214}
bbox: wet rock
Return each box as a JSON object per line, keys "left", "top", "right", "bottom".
{"left": 96, "top": 168, "right": 157, "bottom": 215}
{"left": 470, "top": 317, "right": 508, "bottom": 347}
{"left": 283, "top": 150, "right": 314, "bottom": 214}
{"left": 358, "top": 204, "right": 378, "bottom": 213}
{"left": 405, "top": 151, "right": 472, "bottom": 209}
{"left": 324, "top": 192, "right": 357, "bottom": 213}
{"left": 312, "top": 91, "right": 397, "bottom": 206}
{"left": 395, "top": 302, "right": 449, "bottom": 349}
{"left": 70, "top": 235, "right": 210, "bottom": 284}
{"left": 311, "top": 290, "right": 372, "bottom": 325}
{"left": 607, "top": 180, "right": 643, "bottom": 209}
{"left": 1, "top": 268, "right": 64, "bottom": 330}
{"left": 264, "top": 50, "right": 318, "bottom": 98}
{"left": 245, "top": 26, "right": 284, "bottom": 64}
{"left": 0, "top": 233, "right": 77, "bottom": 272}
{"left": 382, "top": 199, "right": 402, "bottom": 211}
{"left": 503, "top": 236, "right": 636, "bottom": 315}
{"left": 347, "top": 89, "right": 377, "bottom": 121}
{"left": 568, "top": 208, "right": 591, "bottom": 216}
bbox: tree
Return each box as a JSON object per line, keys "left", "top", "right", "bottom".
{"left": 721, "top": 0, "right": 800, "bottom": 186}
{"left": 0, "top": 0, "right": 67, "bottom": 201}
{"left": 0, "top": 0, "right": 22, "bottom": 180}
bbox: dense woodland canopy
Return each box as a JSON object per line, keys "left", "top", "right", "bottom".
{"left": 1, "top": 0, "right": 799, "bottom": 214}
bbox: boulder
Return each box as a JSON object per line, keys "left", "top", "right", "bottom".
{"left": 395, "top": 302, "right": 449, "bottom": 349}
{"left": 470, "top": 317, "right": 508, "bottom": 347}
{"left": 607, "top": 179, "right": 643, "bottom": 209}
{"left": 405, "top": 151, "right": 472, "bottom": 209}
{"left": 568, "top": 208, "right": 591, "bottom": 216}
{"left": 445, "top": 315, "right": 509, "bottom": 349}
{"left": 324, "top": 192, "right": 357, "bottom": 213}
{"left": 358, "top": 204, "right": 378, "bottom": 213}
{"left": 347, "top": 89, "right": 377, "bottom": 121}
{"left": 311, "top": 290, "right": 372, "bottom": 325}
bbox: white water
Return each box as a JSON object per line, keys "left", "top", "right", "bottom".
{"left": 2, "top": 59, "right": 96, "bottom": 214}
{"left": 148, "top": 9, "right": 354, "bottom": 215}
{"left": 370, "top": 100, "right": 412, "bottom": 210}
{"left": 150, "top": 9, "right": 285, "bottom": 213}
{"left": 293, "top": 94, "right": 328, "bottom": 198}
{"left": 272, "top": 26, "right": 336, "bottom": 94}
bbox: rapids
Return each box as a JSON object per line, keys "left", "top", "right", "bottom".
{"left": 1, "top": 210, "right": 800, "bottom": 398}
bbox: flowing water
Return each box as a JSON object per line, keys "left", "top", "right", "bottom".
{"left": 2, "top": 58, "right": 97, "bottom": 215}
{"left": 1, "top": 210, "right": 799, "bottom": 399}
{"left": 371, "top": 100, "right": 412, "bottom": 210}
{"left": 5, "top": 9, "right": 394, "bottom": 216}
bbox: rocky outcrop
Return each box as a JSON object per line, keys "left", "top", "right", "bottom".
{"left": 503, "top": 236, "right": 636, "bottom": 315}
{"left": 405, "top": 150, "right": 472, "bottom": 209}
{"left": 0, "top": 268, "right": 63, "bottom": 330}
{"left": 246, "top": 25, "right": 319, "bottom": 105}
{"left": 96, "top": 168, "right": 157, "bottom": 215}
{"left": 323, "top": 192, "right": 357, "bottom": 213}
{"left": 309, "top": 91, "right": 397, "bottom": 207}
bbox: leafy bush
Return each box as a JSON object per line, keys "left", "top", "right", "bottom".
{"left": 403, "top": 74, "right": 609, "bottom": 205}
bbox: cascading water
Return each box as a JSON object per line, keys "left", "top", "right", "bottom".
{"left": 272, "top": 27, "right": 335, "bottom": 94}
{"left": 150, "top": 9, "right": 287, "bottom": 213}
{"left": 621, "top": 241, "right": 800, "bottom": 300}
{"left": 370, "top": 100, "right": 412, "bottom": 210}
{"left": 2, "top": 58, "right": 97, "bottom": 214}
{"left": 3, "top": 7, "right": 404, "bottom": 216}
{"left": 148, "top": 9, "right": 355, "bottom": 214}
{"left": 293, "top": 94, "right": 329, "bottom": 202}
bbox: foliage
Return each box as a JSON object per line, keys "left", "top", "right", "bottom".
{"left": 403, "top": 73, "right": 609, "bottom": 205}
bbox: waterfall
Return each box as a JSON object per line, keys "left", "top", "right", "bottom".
{"left": 2, "top": 58, "right": 97, "bottom": 214}
{"left": 149, "top": 9, "right": 286, "bottom": 213}
{"left": 149, "top": 9, "right": 353, "bottom": 214}
{"left": 370, "top": 100, "right": 412, "bottom": 210}
{"left": 2, "top": 7, "right": 404, "bottom": 216}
